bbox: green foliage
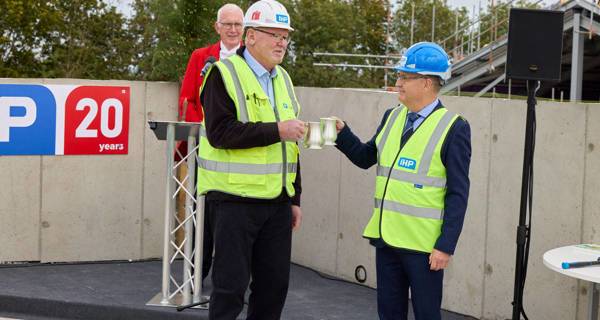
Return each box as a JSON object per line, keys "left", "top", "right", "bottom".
{"left": 0, "top": 0, "right": 61, "bottom": 77}
{"left": 0, "top": 0, "right": 541, "bottom": 87}
{"left": 393, "top": 0, "right": 470, "bottom": 51}
{"left": 44, "top": 0, "right": 134, "bottom": 79}
{"left": 129, "top": 0, "right": 252, "bottom": 81}
{"left": 282, "top": 0, "right": 388, "bottom": 88}
{"left": 0, "top": 0, "right": 134, "bottom": 79}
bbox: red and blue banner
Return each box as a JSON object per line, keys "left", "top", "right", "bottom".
{"left": 0, "top": 84, "right": 130, "bottom": 155}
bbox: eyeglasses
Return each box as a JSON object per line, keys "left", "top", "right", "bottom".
{"left": 218, "top": 22, "right": 243, "bottom": 29}
{"left": 396, "top": 74, "right": 427, "bottom": 81}
{"left": 252, "top": 28, "right": 291, "bottom": 43}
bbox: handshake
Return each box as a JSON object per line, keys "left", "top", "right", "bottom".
{"left": 277, "top": 117, "right": 346, "bottom": 148}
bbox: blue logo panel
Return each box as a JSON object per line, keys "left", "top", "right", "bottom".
{"left": 397, "top": 157, "right": 416, "bottom": 170}
{"left": 276, "top": 14, "right": 289, "bottom": 23}
{"left": 0, "top": 84, "right": 56, "bottom": 155}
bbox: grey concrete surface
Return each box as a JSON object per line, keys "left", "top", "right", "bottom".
{"left": 0, "top": 261, "right": 475, "bottom": 320}
{"left": 2, "top": 80, "right": 600, "bottom": 319}
{"left": 292, "top": 88, "right": 344, "bottom": 276}
{"left": 441, "top": 96, "right": 491, "bottom": 318}
{"left": 580, "top": 103, "right": 600, "bottom": 320}
{"left": 142, "top": 81, "right": 179, "bottom": 259}
{"left": 482, "top": 98, "right": 527, "bottom": 320}
{"left": 333, "top": 88, "right": 396, "bottom": 289}
{"left": 526, "top": 100, "right": 586, "bottom": 320}
{"left": 39, "top": 79, "right": 145, "bottom": 262}
{"left": 0, "top": 156, "right": 41, "bottom": 262}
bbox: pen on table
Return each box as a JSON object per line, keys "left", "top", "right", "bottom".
{"left": 561, "top": 257, "right": 600, "bottom": 269}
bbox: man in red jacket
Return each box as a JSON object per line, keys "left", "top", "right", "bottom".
{"left": 177, "top": 3, "right": 244, "bottom": 281}
{"left": 178, "top": 3, "right": 244, "bottom": 122}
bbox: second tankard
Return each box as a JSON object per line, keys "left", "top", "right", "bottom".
{"left": 320, "top": 117, "right": 337, "bottom": 146}
{"left": 303, "top": 121, "right": 323, "bottom": 149}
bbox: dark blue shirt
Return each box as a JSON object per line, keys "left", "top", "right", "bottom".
{"left": 335, "top": 101, "right": 471, "bottom": 255}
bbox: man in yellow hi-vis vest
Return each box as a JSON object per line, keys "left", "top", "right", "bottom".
{"left": 334, "top": 42, "right": 471, "bottom": 320}
{"left": 198, "top": 1, "right": 305, "bottom": 319}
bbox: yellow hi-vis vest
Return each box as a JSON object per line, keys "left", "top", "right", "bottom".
{"left": 197, "top": 55, "right": 300, "bottom": 199}
{"left": 363, "top": 105, "right": 459, "bottom": 253}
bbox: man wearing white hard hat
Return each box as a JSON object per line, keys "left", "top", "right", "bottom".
{"left": 198, "top": 0, "right": 305, "bottom": 319}
{"left": 333, "top": 42, "right": 472, "bottom": 320}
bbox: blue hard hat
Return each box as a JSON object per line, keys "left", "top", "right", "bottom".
{"left": 395, "top": 42, "right": 451, "bottom": 82}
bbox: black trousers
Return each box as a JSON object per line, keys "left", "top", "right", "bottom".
{"left": 208, "top": 200, "right": 292, "bottom": 320}
{"left": 201, "top": 198, "right": 213, "bottom": 280}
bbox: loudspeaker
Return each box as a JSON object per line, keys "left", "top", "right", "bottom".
{"left": 506, "top": 8, "right": 564, "bottom": 81}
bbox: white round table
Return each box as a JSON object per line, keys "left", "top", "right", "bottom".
{"left": 543, "top": 245, "right": 600, "bottom": 320}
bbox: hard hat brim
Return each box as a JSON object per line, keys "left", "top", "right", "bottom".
{"left": 244, "top": 22, "right": 294, "bottom": 31}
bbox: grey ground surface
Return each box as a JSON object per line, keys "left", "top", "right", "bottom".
{"left": 0, "top": 260, "right": 475, "bottom": 320}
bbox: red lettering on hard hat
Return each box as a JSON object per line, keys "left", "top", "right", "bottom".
{"left": 252, "top": 11, "right": 261, "bottom": 20}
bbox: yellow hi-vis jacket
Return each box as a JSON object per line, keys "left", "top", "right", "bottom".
{"left": 363, "top": 105, "right": 459, "bottom": 253}
{"left": 197, "top": 55, "right": 300, "bottom": 199}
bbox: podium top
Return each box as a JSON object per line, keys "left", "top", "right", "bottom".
{"left": 148, "top": 120, "right": 202, "bottom": 141}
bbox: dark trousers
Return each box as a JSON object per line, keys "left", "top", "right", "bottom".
{"left": 208, "top": 200, "right": 292, "bottom": 320}
{"left": 201, "top": 198, "right": 213, "bottom": 280}
{"left": 376, "top": 246, "right": 443, "bottom": 320}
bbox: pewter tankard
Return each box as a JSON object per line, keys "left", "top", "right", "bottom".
{"left": 303, "top": 121, "right": 323, "bottom": 149}
{"left": 320, "top": 117, "right": 337, "bottom": 146}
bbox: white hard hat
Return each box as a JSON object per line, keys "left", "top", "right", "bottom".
{"left": 244, "top": 0, "right": 294, "bottom": 31}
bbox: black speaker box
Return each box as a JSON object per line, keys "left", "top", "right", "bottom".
{"left": 506, "top": 8, "right": 564, "bottom": 81}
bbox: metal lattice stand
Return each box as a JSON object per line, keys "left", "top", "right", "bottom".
{"left": 146, "top": 121, "right": 209, "bottom": 309}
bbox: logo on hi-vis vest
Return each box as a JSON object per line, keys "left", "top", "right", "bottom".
{"left": 397, "top": 157, "right": 416, "bottom": 170}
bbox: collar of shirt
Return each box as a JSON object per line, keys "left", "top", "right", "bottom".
{"left": 243, "top": 48, "right": 278, "bottom": 107}
{"left": 219, "top": 41, "right": 240, "bottom": 60}
{"left": 410, "top": 98, "right": 440, "bottom": 130}
{"left": 242, "top": 48, "right": 278, "bottom": 80}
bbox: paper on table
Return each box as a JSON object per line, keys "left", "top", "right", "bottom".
{"left": 575, "top": 244, "right": 600, "bottom": 255}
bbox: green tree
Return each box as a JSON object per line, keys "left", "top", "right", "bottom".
{"left": 0, "top": 0, "right": 133, "bottom": 79}
{"left": 282, "top": 0, "right": 388, "bottom": 88}
{"left": 393, "top": 0, "right": 470, "bottom": 51}
{"left": 0, "top": 1, "right": 61, "bottom": 77}
{"left": 43, "top": 0, "right": 134, "bottom": 79}
{"left": 129, "top": 0, "right": 157, "bottom": 79}
{"left": 130, "top": 0, "right": 252, "bottom": 81}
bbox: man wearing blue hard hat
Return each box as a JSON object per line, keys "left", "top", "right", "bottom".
{"left": 333, "top": 42, "right": 471, "bottom": 320}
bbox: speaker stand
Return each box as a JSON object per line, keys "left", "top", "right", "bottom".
{"left": 511, "top": 79, "right": 538, "bottom": 320}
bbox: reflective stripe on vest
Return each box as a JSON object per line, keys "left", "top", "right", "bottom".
{"left": 377, "top": 106, "right": 403, "bottom": 162}
{"left": 376, "top": 166, "right": 446, "bottom": 188}
{"left": 374, "top": 198, "right": 444, "bottom": 220}
{"left": 198, "top": 157, "right": 297, "bottom": 175}
{"left": 375, "top": 109, "right": 456, "bottom": 189}
{"left": 221, "top": 59, "right": 249, "bottom": 122}
{"left": 280, "top": 70, "right": 299, "bottom": 116}
{"left": 197, "top": 127, "right": 297, "bottom": 175}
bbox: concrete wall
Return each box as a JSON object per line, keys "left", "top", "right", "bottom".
{"left": 0, "top": 78, "right": 178, "bottom": 262}
{"left": 1, "top": 79, "right": 599, "bottom": 319}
